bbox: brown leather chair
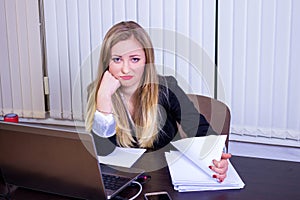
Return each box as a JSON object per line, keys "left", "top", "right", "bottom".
{"left": 178, "top": 94, "right": 231, "bottom": 151}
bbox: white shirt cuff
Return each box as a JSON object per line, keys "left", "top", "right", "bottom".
{"left": 92, "top": 110, "right": 116, "bottom": 138}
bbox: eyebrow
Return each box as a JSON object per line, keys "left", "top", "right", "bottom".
{"left": 111, "top": 54, "right": 141, "bottom": 57}
{"left": 129, "top": 54, "right": 141, "bottom": 57}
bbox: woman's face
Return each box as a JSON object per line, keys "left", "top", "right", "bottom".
{"left": 109, "top": 36, "right": 146, "bottom": 91}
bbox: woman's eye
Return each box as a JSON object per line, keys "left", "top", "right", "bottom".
{"left": 112, "top": 57, "right": 121, "bottom": 63}
{"left": 132, "top": 57, "right": 140, "bottom": 63}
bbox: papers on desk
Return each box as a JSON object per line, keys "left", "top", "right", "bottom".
{"left": 98, "top": 147, "right": 146, "bottom": 168}
{"left": 171, "top": 135, "right": 227, "bottom": 177}
{"left": 165, "top": 135, "right": 245, "bottom": 192}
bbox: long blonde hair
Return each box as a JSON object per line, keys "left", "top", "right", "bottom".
{"left": 85, "top": 21, "right": 160, "bottom": 148}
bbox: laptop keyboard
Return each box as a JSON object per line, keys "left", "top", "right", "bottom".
{"left": 102, "top": 173, "right": 131, "bottom": 191}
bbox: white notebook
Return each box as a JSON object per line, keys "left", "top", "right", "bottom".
{"left": 166, "top": 135, "right": 245, "bottom": 192}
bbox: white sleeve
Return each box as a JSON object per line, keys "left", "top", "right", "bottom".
{"left": 92, "top": 110, "right": 116, "bottom": 138}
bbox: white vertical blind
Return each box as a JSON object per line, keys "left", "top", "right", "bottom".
{"left": 0, "top": 0, "right": 45, "bottom": 118}
{"left": 176, "top": 0, "right": 190, "bottom": 92}
{"left": 43, "top": 0, "right": 216, "bottom": 121}
{"left": 219, "top": 0, "right": 300, "bottom": 141}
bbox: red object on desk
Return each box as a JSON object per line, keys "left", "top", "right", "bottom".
{"left": 4, "top": 113, "right": 19, "bottom": 123}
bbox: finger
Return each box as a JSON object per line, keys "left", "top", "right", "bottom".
{"left": 210, "top": 160, "right": 228, "bottom": 173}
{"left": 212, "top": 159, "right": 221, "bottom": 168}
{"left": 102, "top": 71, "right": 120, "bottom": 87}
{"left": 210, "top": 163, "right": 228, "bottom": 175}
{"left": 212, "top": 159, "right": 228, "bottom": 169}
{"left": 212, "top": 173, "right": 227, "bottom": 183}
{"left": 210, "top": 153, "right": 231, "bottom": 169}
{"left": 221, "top": 153, "right": 232, "bottom": 159}
{"left": 103, "top": 70, "right": 112, "bottom": 77}
{"left": 106, "top": 69, "right": 120, "bottom": 81}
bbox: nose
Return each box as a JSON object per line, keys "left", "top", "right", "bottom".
{"left": 121, "top": 59, "right": 129, "bottom": 74}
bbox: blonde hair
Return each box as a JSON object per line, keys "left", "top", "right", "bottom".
{"left": 85, "top": 21, "right": 160, "bottom": 148}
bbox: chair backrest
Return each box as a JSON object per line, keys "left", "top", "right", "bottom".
{"left": 179, "top": 94, "right": 231, "bottom": 150}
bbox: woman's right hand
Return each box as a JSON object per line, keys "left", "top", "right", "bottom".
{"left": 96, "top": 71, "right": 121, "bottom": 113}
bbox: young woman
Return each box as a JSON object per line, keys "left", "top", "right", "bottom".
{"left": 86, "top": 21, "right": 231, "bottom": 182}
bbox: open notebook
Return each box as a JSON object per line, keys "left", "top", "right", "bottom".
{"left": 165, "top": 135, "right": 245, "bottom": 192}
{"left": 0, "top": 122, "right": 144, "bottom": 199}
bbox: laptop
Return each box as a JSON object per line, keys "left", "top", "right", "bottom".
{"left": 0, "top": 121, "right": 144, "bottom": 199}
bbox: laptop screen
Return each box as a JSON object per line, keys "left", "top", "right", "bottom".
{"left": 0, "top": 122, "right": 107, "bottom": 200}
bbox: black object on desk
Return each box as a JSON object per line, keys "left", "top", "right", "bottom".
{"left": 0, "top": 122, "right": 144, "bottom": 200}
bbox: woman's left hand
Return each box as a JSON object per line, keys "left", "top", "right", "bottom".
{"left": 209, "top": 153, "right": 232, "bottom": 182}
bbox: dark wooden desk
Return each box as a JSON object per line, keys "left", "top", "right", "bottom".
{"left": 1, "top": 156, "right": 300, "bottom": 200}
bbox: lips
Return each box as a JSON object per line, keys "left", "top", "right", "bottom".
{"left": 120, "top": 76, "right": 133, "bottom": 80}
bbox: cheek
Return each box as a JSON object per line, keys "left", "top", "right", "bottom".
{"left": 108, "top": 63, "right": 119, "bottom": 75}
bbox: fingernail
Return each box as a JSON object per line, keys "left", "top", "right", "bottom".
{"left": 212, "top": 174, "right": 217, "bottom": 178}
{"left": 219, "top": 179, "right": 223, "bottom": 183}
{"left": 209, "top": 166, "right": 212, "bottom": 169}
